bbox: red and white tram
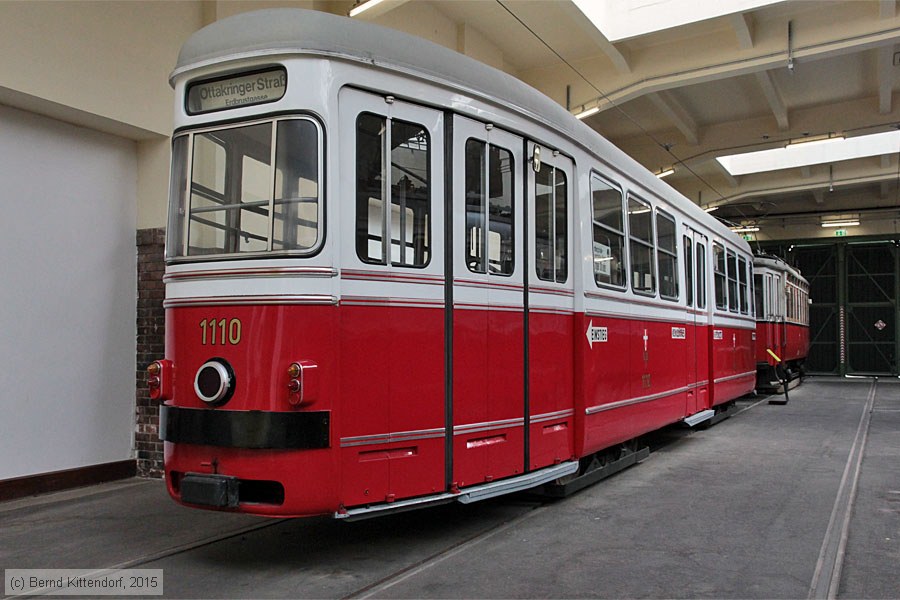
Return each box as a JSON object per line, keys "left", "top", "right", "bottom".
{"left": 753, "top": 254, "right": 810, "bottom": 391}
{"left": 150, "top": 9, "right": 757, "bottom": 518}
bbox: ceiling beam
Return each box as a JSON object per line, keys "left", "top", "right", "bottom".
{"left": 570, "top": 9, "right": 900, "bottom": 112}
{"left": 711, "top": 159, "right": 740, "bottom": 188}
{"left": 878, "top": 45, "right": 894, "bottom": 114}
{"left": 730, "top": 13, "right": 755, "bottom": 49}
{"left": 754, "top": 70, "right": 789, "bottom": 130}
{"left": 710, "top": 169, "right": 900, "bottom": 205}
{"left": 647, "top": 91, "right": 699, "bottom": 145}
{"left": 559, "top": 1, "right": 631, "bottom": 74}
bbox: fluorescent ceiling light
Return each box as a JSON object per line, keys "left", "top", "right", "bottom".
{"left": 821, "top": 220, "right": 859, "bottom": 228}
{"left": 717, "top": 130, "right": 900, "bottom": 176}
{"left": 785, "top": 135, "right": 844, "bottom": 148}
{"left": 656, "top": 168, "right": 675, "bottom": 178}
{"left": 730, "top": 226, "right": 760, "bottom": 233}
{"left": 349, "top": 0, "right": 386, "bottom": 17}
{"left": 571, "top": 0, "right": 783, "bottom": 42}
{"left": 575, "top": 106, "right": 600, "bottom": 120}
{"left": 703, "top": 206, "right": 719, "bottom": 213}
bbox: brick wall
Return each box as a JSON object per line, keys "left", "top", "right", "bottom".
{"left": 135, "top": 228, "right": 166, "bottom": 478}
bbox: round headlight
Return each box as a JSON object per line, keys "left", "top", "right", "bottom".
{"left": 194, "top": 359, "right": 235, "bottom": 406}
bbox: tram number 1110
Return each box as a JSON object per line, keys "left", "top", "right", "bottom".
{"left": 199, "top": 318, "right": 242, "bottom": 346}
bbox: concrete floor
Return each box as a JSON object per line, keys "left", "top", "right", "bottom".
{"left": 2, "top": 378, "right": 898, "bottom": 599}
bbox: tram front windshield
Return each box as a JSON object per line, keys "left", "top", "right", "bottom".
{"left": 167, "top": 117, "right": 322, "bottom": 260}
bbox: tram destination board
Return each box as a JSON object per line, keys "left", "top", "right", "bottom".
{"left": 186, "top": 68, "right": 286, "bottom": 114}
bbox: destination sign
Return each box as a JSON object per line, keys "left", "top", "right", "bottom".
{"left": 187, "top": 68, "right": 286, "bottom": 114}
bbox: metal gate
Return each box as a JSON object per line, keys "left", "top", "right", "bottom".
{"left": 792, "top": 245, "right": 840, "bottom": 374}
{"left": 846, "top": 243, "right": 897, "bottom": 375}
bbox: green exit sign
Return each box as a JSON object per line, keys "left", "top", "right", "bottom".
{"left": 835, "top": 229, "right": 847, "bottom": 237}
{"left": 742, "top": 234, "right": 753, "bottom": 241}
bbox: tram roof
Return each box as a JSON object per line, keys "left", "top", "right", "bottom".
{"left": 174, "top": 8, "right": 746, "bottom": 248}
{"left": 754, "top": 254, "right": 807, "bottom": 283}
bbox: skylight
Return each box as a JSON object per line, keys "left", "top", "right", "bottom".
{"left": 716, "top": 130, "right": 900, "bottom": 176}
{"left": 571, "top": 0, "right": 784, "bottom": 42}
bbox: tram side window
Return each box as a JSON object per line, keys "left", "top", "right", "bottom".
{"left": 656, "top": 211, "right": 678, "bottom": 300}
{"left": 786, "top": 283, "right": 795, "bottom": 321}
{"left": 714, "top": 243, "right": 727, "bottom": 309}
{"left": 169, "top": 118, "right": 323, "bottom": 258}
{"left": 273, "top": 119, "right": 321, "bottom": 251}
{"left": 590, "top": 174, "right": 626, "bottom": 288}
{"left": 754, "top": 274, "right": 764, "bottom": 318}
{"left": 188, "top": 124, "right": 271, "bottom": 255}
{"left": 628, "top": 197, "right": 655, "bottom": 295}
{"left": 696, "top": 242, "right": 707, "bottom": 309}
{"left": 802, "top": 283, "right": 810, "bottom": 325}
{"left": 535, "top": 165, "right": 567, "bottom": 283}
{"left": 356, "top": 113, "right": 431, "bottom": 268}
{"left": 465, "top": 140, "right": 514, "bottom": 275}
{"left": 767, "top": 274, "right": 776, "bottom": 318}
{"left": 738, "top": 256, "right": 749, "bottom": 315}
{"left": 683, "top": 236, "right": 693, "bottom": 307}
{"left": 726, "top": 249, "right": 738, "bottom": 312}
{"left": 166, "top": 135, "right": 189, "bottom": 257}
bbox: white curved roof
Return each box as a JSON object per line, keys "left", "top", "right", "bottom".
{"left": 173, "top": 8, "right": 746, "bottom": 247}
{"left": 754, "top": 254, "right": 807, "bottom": 283}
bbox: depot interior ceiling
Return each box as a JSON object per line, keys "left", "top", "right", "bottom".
{"left": 349, "top": 0, "right": 900, "bottom": 231}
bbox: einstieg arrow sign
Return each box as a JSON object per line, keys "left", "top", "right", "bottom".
{"left": 586, "top": 320, "right": 608, "bottom": 349}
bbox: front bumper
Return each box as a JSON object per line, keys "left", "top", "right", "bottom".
{"left": 160, "top": 405, "right": 330, "bottom": 449}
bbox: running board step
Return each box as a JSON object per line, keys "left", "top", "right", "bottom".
{"left": 540, "top": 446, "right": 650, "bottom": 498}
{"left": 334, "top": 461, "right": 578, "bottom": 521}
{"left": 458, "top": 461, "right": 578, "bottom": 504}
{"left": 683, "top": 409, "right": 715, "bottom": 427}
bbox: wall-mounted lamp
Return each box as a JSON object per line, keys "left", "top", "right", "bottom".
{"left": 821, "top": 220, "right": 859, "bottom": 228}
{"left": 575, "top": 105, "right": 600, "bottom": 120}
{"left": 349, "top": 0, "right": 387, "bottom": 17}
{"left": 821, "top": 213, "right": 859, "bottom": 228}
{"left": 785, "top": 134, "right": 844, "bottom": 148}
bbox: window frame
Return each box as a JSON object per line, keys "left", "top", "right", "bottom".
{"left": 627, "top": 195, "right": 656, "bottom": 297}
{"left": 714, "top": 242, "right": 727, "bottom": 310}
{"left": 354, "top": 112, "right": 432, "bottom": 269}
{"left": 738, "top": 255, "right": 750, "bottom": 315}
{"left": 167, "top": 114, "right": 326, "bottom": 262}
{"left": 683, "top": 235, "right": 693, "bottom": 307}
{"left": 589, "top": 172, "right": 627, "bottom": 291}
{"left": 696, "top": 241, "right": 707, "bottom": 310}
{"left": 726, "top": 249, "right": 739, "bottom": 313}
{"left": 655, "top": 209, "right": 679, "bottom": 302}
{"left": 534, "top": 163, "right": 568, "bottom": 284}
{"left": 464, "top": 138, "right": 515, "bottom": 277}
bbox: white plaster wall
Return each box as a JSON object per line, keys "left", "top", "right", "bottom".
{"left": 0, "top": 105, "right": 137, "bottom": 480}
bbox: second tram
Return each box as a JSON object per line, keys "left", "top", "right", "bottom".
{"left": 753, "top": 254, "right": 810, "bottom": 391}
